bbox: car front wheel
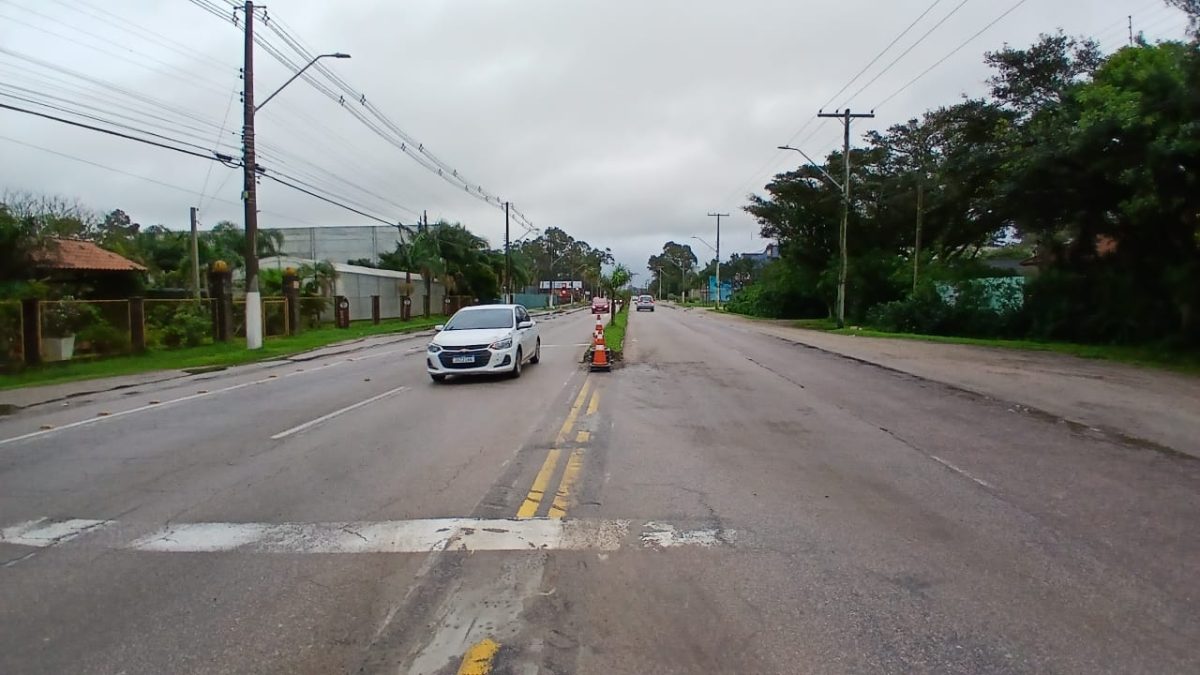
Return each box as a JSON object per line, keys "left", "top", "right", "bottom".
{"left": 530, "top": 339, "right": 541, "bottom": 364}
{"left": 510, "top": 348, "right": 523, "bottom": 378}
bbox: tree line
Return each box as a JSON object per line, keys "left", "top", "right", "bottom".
{"left": 737, "top": 16, "right": 1199, "bottom": 347}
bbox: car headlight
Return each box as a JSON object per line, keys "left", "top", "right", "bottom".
{"left": 489, "top": 337, "right": 513, "bottom": 350}
{"left": 427, "top": 343, "right": 442, "bottom": 354}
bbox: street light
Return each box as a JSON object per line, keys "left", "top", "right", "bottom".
{"left": 241, "top": 41, "right": 351, "bottom": 350}
{"left": 664, "top": 256, "right": 691, "bottom": 301}
{"left": 778, "top": 144, "right": 848, "bottom": 327}
{"left": 691, "top": 235, "right": 716, "bottom": 253}
{"left": 690, "top": 236, "right": 719, "bottom": 306}
{"left": 256, "top": 53, "right": 351, "bottom": 112}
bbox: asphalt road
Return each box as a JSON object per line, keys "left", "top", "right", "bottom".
{"left": 1, "top": 305, "right": 1197, "bottom": 674}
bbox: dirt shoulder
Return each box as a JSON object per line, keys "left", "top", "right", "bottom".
{"left": 709, "top": 312, "right": 1200, "bottom": 458}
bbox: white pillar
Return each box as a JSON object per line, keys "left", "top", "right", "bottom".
{"left": 245, "top": 290, "right": 263, "bottom": 349}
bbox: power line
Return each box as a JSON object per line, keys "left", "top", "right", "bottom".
{"left": 49, "top": 0, "right": 237, "bottom": 73}
{"left": 0, "top": 47, "right": 236, "bottom": 133}
{"left": 0, "top": 41, "right": 417, "bottom": 222}
{"left": 259, "top": 172, "right": 397, "bottom": 228}
{"left": 875, "top": 0, "right": 1032, "bottom": 109}
{"left": 0, "top": 101, "right": 235, "bottom": 162}
{"left": 0, "top": 87, "right": 232, "bottom": 155}
{"left": 0, "top": 6, "right": 232, "bottom": 96}
{"left": 0, "top": 133, "right": 242, "bottom": 207}
{"left": 0, "top": 100, "right": 406, "bottom": 229}
{"left": 840, "top": 0, "right": 974, "bottom": 108}
{"left": 198, "top": 88, "right": 240, "bottom": 210}
{"left": 720, "top": 0, "right": 951, "bottom": 207}
{"left": 250, "top": 8, "right": 536, "bottom": 229}
{"left": 819, "top": 0, "right": 947, "bottom": 112}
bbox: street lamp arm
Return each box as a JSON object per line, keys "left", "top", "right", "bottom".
{"left": 778, "top": 145, "right": 844, "bottom": 194}
{"left": 256, "top": 53, "right": 351, "bottom": 113}
{"left": 690, "top": 235, "right": 717, "bottom": 254}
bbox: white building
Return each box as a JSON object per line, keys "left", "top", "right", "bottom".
{"left": 260, "top": 256, "right": 445, "bottom": 322}
{"left": 275, "top": 226, "right": 405, "bottom": 265}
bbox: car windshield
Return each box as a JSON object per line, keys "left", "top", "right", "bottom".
{"left": 443, "top": 308, "right": 513, "bottom": 330}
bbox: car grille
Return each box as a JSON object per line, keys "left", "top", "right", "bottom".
{"left": 438, "top": 348, "right": 492, "bottom": 369}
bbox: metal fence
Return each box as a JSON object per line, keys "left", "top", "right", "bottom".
{"left": 144, "top": 299, "right": 214, "bottom": 349}
{"left": 39, "top": 299, "right": 133, "bottom": 362}
{"left": 232, "top": 297, "right": 289, "bottom": 339}
{"left": 0, "top": 300, "right": 23, "bottom": 371}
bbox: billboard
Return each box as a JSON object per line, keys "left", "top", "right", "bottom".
{"left": 708, "top": 276, "right": 732, "bottom": 302}
{"left": 539, "top": 280, "right": 583, "bottom": 290}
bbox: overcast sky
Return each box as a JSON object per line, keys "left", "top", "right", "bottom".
{"left": 0, "top": 0, "right": 1191, "bottom": 278}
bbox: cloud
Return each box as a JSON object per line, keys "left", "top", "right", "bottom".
{"left": 0, "top": 0, "right": 1191, "bottom": 275}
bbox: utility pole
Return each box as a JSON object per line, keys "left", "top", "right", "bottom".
{"left": 189, "top": 207, "right": 201, "bottom": 300}
{"left": 240, "top": 0, "right": 263, "bottom": 349}
{"left": 913, "top": 181, "right": 923, "bottom": 293}
{"left": 422, "top": 210, "right": 433, "bottom": 316}
{"left": 504, "top": 201, "right": 511, "bottom": 303}
{"left": 818, "top": 108, "right": 874, "bottom": 327}
{"left": 707, "top": 213, "right": 728, "bottom": 309}
{"left": 1128, "top": 15, "right": 1134, "bottom": 46}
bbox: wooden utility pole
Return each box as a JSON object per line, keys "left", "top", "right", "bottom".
{"left": 913, "top": 182, "right": 923, "bottom": 293}
{"left": 818, "top": 108, "right": 874, "bottom": 327}
{"left": 423, "top": 210, "right": 432, "bottom": 316}
{"left": 241, "top": 0, "right": 263, "bottom": 348}
{"left": 707, "top": 213, "right": 728, "bottom": 309}
{"left": 189, "top": 206, "right": 201, "bottom": 300}
{"left": 504, "top": 201, "right": 511, "bottom": 303}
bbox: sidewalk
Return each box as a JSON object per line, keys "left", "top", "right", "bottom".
{"left": 0, "top": 329, "right": 434, "bottom": 411}
{"left": 0, "top": 305, "right": 594, "bottom": 411}
{"left": 713, "top": 313, "right": 1200, "bottom": 458}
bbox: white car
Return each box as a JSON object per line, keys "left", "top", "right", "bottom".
{"left": 426, "top": 304, "right": 540, "bottom": 382}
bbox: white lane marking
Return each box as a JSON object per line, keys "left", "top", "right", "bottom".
{"left": 0, "top": 517, "right": 724, "bottom": 553}
{"left": 639, "top": 521, "right": 723, "bottom": 548}
{"left": 1, "top": 518, "right": 108, "bottom": 547}
{"left": 929, "top": 455, "right": 994, "bottom": 489}
{"left": 133, "top": 518, "right": 629, "bottom": 553}
{"left": 0, "top": 359, "right": 350, "bottom": 448}
{"left": 269, "top": 385, "right": 409, "bottom": 440}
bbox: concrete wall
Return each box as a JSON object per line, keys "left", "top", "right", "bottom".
{"left": 334, "top": 272, "right": 445, "bottom": 321}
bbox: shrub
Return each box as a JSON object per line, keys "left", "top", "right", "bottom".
{"left": 42, "top": 297, "right": 99, "bottom": 337}
{"left": 162, "top": 303, "right": 210, "bottom": 348}
{"left": 76, "top": 321, "right": 131, "bottom": 355}
{"left": 867, "top": 279, "right": 1026, "bottom": 338}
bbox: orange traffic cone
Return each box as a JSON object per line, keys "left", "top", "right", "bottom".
{"left": 590, "top": 332, "right": 611, "bottom": 371}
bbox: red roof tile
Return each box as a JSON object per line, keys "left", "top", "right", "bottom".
{"left": 31, "top": 238, "right": 147, "bottom": 272}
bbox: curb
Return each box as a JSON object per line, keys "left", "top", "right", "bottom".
{"left": 283, "top": 328, "right": 437, "bottom": 362}
{"left": 704, "top": 312, "right": 1193, "bottom": 460}
{"left": 2, "top": 324, "right": 443, "bottom": 410}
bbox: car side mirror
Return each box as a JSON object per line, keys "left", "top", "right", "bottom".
{"left": 434, "top": 324, "right": 444, "bottom": 331}
{"left": 517, "top": 320, "right": 534, "bottom": 329}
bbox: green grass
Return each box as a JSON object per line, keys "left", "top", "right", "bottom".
{"left": 604, "top": 304, "right": 629, "bottom": 354}
{"left": 0, "top": 316, "right": 446, "bottom": 391}
{"left": 788, "top": 321, "right": 1200, "bottom": 375}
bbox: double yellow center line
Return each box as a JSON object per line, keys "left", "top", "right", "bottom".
{"left": 516, "top": 378, "right": 600, "bottom": 520}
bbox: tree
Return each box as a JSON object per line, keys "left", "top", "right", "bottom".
{"left": 1163, "top": 0, "right": 1199, "bottom": 36}
{"left": 0, "top": 203, "right": 41, "bottom": 287}
{"left": 1002, "top": 40, "right": 1200, "bottom": 342}
{"left": 985, "top": 32, "right": 1103, "bottom": 117}
{"left": 647, "top": 242, "right": 698, "bottom": 298}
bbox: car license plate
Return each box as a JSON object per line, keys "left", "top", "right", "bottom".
{"left": 451, "top": 355, "right": 475, "bottom": 364}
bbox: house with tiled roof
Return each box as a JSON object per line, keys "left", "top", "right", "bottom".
{"left": 30, "top": 237, "right": 146, "bottom": 273}
{"left": 30, "top": 237, "right": 146, "bottom": 297}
